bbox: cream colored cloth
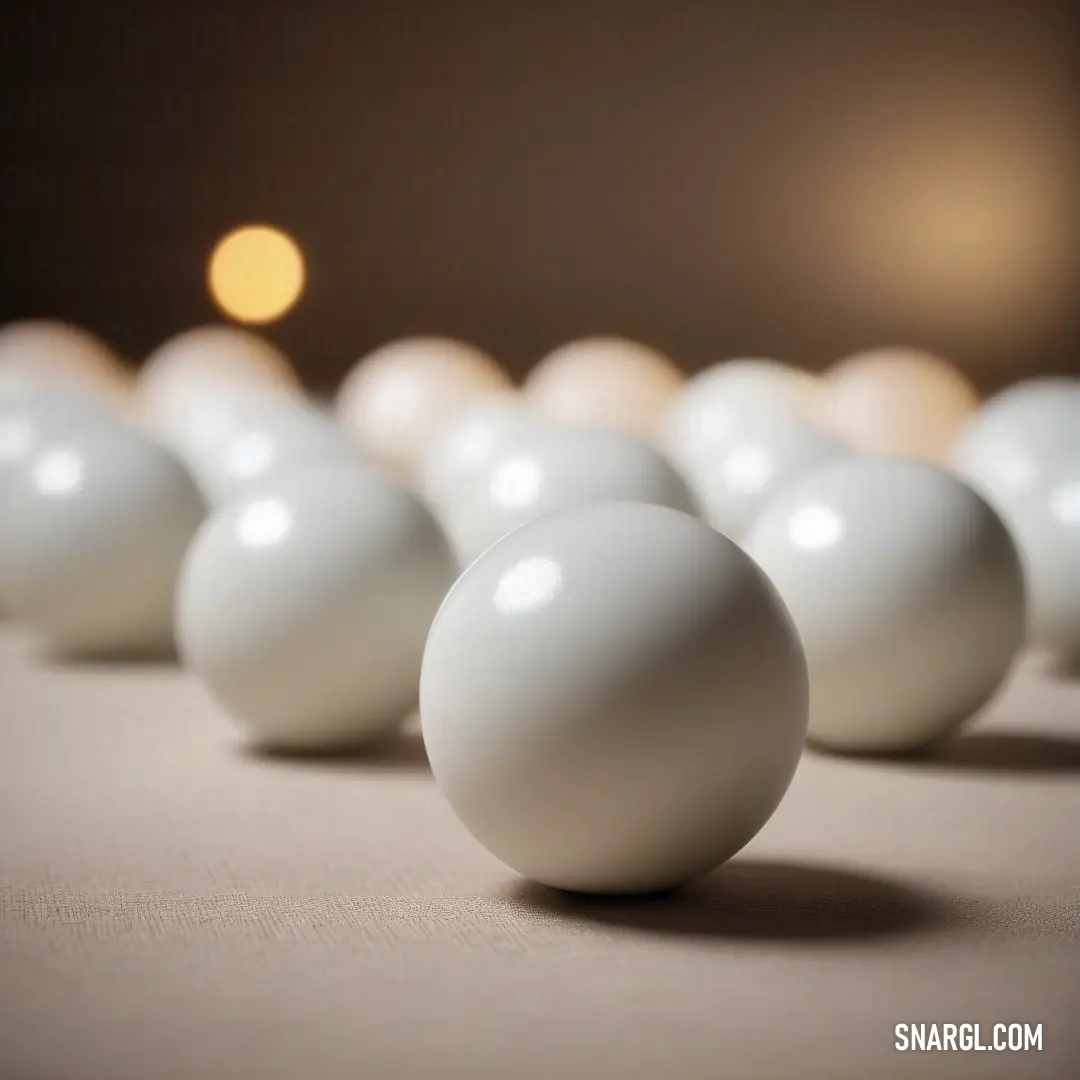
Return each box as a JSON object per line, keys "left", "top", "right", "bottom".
{"left": 1, "top": 626, "right": 1078, "bottom": 1079}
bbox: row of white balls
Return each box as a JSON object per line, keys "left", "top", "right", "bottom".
{"left": 0, "top": 412, "right": 1029, "bottom": 894}
{"left": 0, "top": 320, "right": 1076, "bottom": 893}
{"left": 1, "top": 319, "right": 1077, "bottom": 669}
{"left": 1, "top": 320, "right": 1077, "bottom": 722}
{"left": 0, "top": 316, "right": 986, "bottom": 473}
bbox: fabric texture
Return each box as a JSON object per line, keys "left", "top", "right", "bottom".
{"left": 1, "top": 626, "right": 1078, "bottom": 1079}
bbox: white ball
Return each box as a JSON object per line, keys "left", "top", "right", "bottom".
{"left": 137, "top": 325, "right": 302, "bottom": 430}
{"left": 663, "top": 358, "right": 824, "bottom": 470}
{"left": 823, "top": 347, "right": 979, "bottom": 462}
{"left": 0, "top": 391, "right": 122, "bottom": 620}
{"left": 743, "top": 457, "right": 1025, "bottom": 753}
{"left": 421, "top": 500, "right": 809, "bottom": 895}
{"left": 679, "top": 411, "right": 851, "bottom": 540}
{"left": 0, "top": 426, "right": 205, "bottom": 656}
{"left": 418, "top": 396, "right": 540, "bottom": 515}
{"left": 0, "top": 320, "right": 133, "bottom": 409}
{"left": 950, "top": 377, "right": 1080, "bottom": 505}
{"left": 335, "top": 337, "right": 512, "bottom": 479}
{"left": 1005, "top": 458, "right": 1080, "bottom": 664}
{"left": 155, "top": 393, "right": 362, "bottom": 508}
{"left": 951, "top": 378, "right": 1080, "bottom": 661}
{"left": 177, "top": 464, "right": 458, "bottom": 749}
{"left": 0, "top": 390, "right": 120, "bottom": 496}
{"left": 439, "top": 426, "right": 700, "bottom": 566}
{"left": 522, "top": 337, "right": 684, "bottom": 439}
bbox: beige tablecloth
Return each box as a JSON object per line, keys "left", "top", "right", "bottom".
{"left": 1, "top": 626, "right": 1078, "bottom": 1079}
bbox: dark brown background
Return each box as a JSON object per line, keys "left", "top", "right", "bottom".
{"left": 1, "top": 0, "right": 1078, "bottom": 392}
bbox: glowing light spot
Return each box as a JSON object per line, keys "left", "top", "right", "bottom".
{"left": 789, "top": 503, "right": 843, "bottom": 551}
{"left": 495, "top": 556, "right": 564, "bottom": 615}
{"left": 208, "top": 225, "right": 305, "bottom": 325}
{"left": 225, "top": 431, "right": 276, "bottom": 481}
{"left": 33, "top": 448, "right": 84, "bottom": 496}
{"left": 1050, "top": 481, "right": 1080, "bottom": 526}
{"left": 724, "top": 445, "right": 773, "bottom": 494}
{"left": 237, "top": 498, "right": 292, "bottom": 547}
{"left": 490, "top": 458, "right": 543, "bottom": 509}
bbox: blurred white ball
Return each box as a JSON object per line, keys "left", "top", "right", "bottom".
{"left": 439, "top": 426, "right": 700, "bottom": 567}
{"left": 663, "top": 358, "right": 824, "bottom": 470}
{"left": 0, "top": 390, "right": 120, "bottom": 497}
{"left": 335, "top": 337, "right": 512, "bottom": 479}
{"left": 421, "top": 500, "right": 809, "bottom": 894}
{"left": 823, "top": 347, "right": 979, "bottom": 462}
{"left": 155, "top": 392, "right": 362, "bottom": 508}
{"left": 0, "top": 320, "right": 133, "bottom": 410}
{"left": 1006, "top": 460, "right": 1080, "bottom": 665}
{"left": 950, "top": 378, "right": 1080, "bottom": 506}
{"left": 0, "top": 426, "right": 205, "bottom": 656}
{"left": 418, "top": 395, "right": 540, "bottom": 515}
{"left": 0, "top": 390, "right": 124, "bottom": 620}
{"left": 522, "top": 337, "right": 684, "bottom": 439}
{"left": 681, "top": 411, "right": 851, "bottom": 540}
{"left": 177, "top": 464, "right": 458, "bottom": 749}
{"left": 951, "top": 377, "right": 1080, "bottom": 662}
{"left": 137, "top": 325, "right": 302, "bottom": 431}
{"left": 744, "top": 457, "right": 1025, "bottom": 753}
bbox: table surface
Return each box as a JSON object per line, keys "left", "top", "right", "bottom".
{"left": 1, "top": 625, "right": 1078, "bottom": 1080}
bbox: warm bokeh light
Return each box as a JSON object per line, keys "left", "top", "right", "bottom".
{"left": 207, "top": 225, "right": 305, "bottom": 325}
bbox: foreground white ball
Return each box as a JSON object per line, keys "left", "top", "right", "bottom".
{"left": 663, "top": 358, "right": 824, "bottom": 470}
{"left": 679, "top": 411, "right": 851, "bottom": 540}
{"left": 177, "top": 464, "right": 458, "bottom": 749}
{"left": 336, "top": 337, "right": 512, "bottom": 478}
{"left": 0, "top": 320, "right": 133, "bottom": 409}
{"left": 823, "top": 347, "right": 979, "bottom": 462}
{"left": 951, "top": 378, "right": 1080, "bottom": 661}
{"left": 523, "top": 337, "right": 684, "bottom": 439}
{"left": 155, "top": 392, "right": 362, "bottom": 508}
{"left": 421, "top": 500, "right": 809, "bottom": 894}
{"left": 439, "top": 426, "right": 700, "bottom": 566}
{"left": 0, "top": 427, "right": 205, "bottom": 656}
{"left": 744, "top": 457, "right": 1025, "bottom": 753}
{"left": 419, "top": 396, "right": 540, "bottom": 515}
{"left": 137, "top": 325, "right": 302, "bottom": 430}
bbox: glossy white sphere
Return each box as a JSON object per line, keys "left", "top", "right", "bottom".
{"left": 950, "top": 378, "right": 1080, "bottom": 505}
{"left": 177, "top": 464, "right": 458, "bottom": 749}
{"left": 1004, "top": 459, "right": 1080, "bottom": 663}
{"left": 439, "top": 426, "right": 700, "bottom": 567}
{"left": 0, "top": 427, "right": 205, "bottom": 656}
{"left": 823, "top": 347, "right": 979, "bottom": 462}
{"left": 155, "top": 392, "right": 362, "bottom": 508}
{"left": 681, "top": 412, "right": 851, "bottom": 540}
{"left": 743, "top": 457, "right": 1025, "bottom": 753}
{"left": 0, "top": 320, "right": 133, "bottom": 409}
{"left": 951, "top": 378, "right": 1080, "bottom": 661}
{"left": 421, "top": 500, "right": 809, "bottom": 894}
{"left": 522, "top": 337, "right": 684, "bottom": 439}
{"left": 0, "top": 391, "right": 123, "bottom": 620}
{"left": 0, "top": 390, "right": 119, "bottom": 497}
{"left": 663, "top": 358, "right": 824, "bottom": 470}
{"left": 137, "top": 325, "right": 302, "bottom": 430}
{"left": 418, "top": 396, "right": 540, "bottom": 515}
{"left": 335, "top": 337, "right": 512, "bottom": 479}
